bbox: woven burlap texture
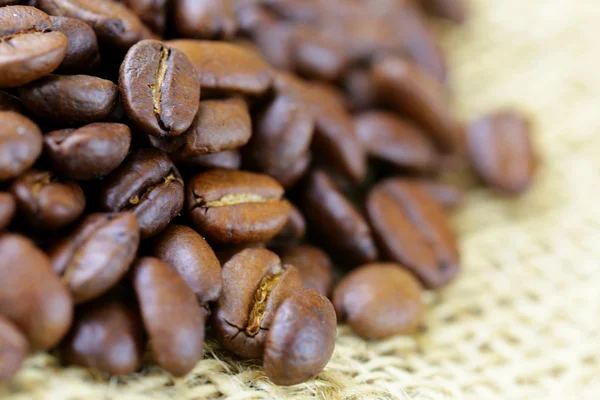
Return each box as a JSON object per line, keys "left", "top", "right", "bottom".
{"left": 2, "top": 0, "right": 600, "bottom": 399}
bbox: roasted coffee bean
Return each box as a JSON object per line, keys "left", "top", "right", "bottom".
{"left": 38, "top": 0, "right": 153, "bottom": 50}
{"left": 0, "top": 111, "right": 43, "bottom": 181}
{"left": 270, "top": 202, "right": 306, "bottom": 244}
{"left": 0, "top": 315, "right": 28, "bottom": 383}
{"left": 333, "top": 263, "right": 424, "bottom": 339}
{"left": 99, "top": 149, "right": 184, "bottom": 239}
{"left": 0, "top": 193, "right": 15, "bottom": 231}
{"left": 0, "top": 91, "right": 24, "bottom": 113}
{"left": 301, "top": 170, "right": 378, "bottom": 266}
{"left": 62, "top": 296, "right": 144, "bottom": 376}
{"left": 213, "top": 242, "right": 267, "bottom": 266}
{"left": 366, "top": 179, "right": 459, "bottom": 289}
{"left": 187, "top": 169, "right": 290, "bottom": 244}
{"left": 49, "top": 212, "right": 140, "bottom": 303}
{"left": 121, "top": 0, "right": 168, "bottom": 33}
{"left": 0, "top": 234, "right": 73, "bottom": 350}
{"left": 50, "top": 16, "right": 100, "bottom": 73}
{"left": 273, "top": 152, "right": 312, "bottom": 189}
{"left": 151, "top": 224, "right": 223, "bottom": 310}
{"left": 174, "top": 0, "right": 237, "bottom": 40}
{"left": 171, "top": 149, "right": 241, "bottom": 170}
{"left": 291, "top": 26, "right": 347, "bottom": 81}
{"left": 263, "top": 289, "right": 336, "bottom": 385}
{"left": 10, "top": 170, "right": 85, "bottom": 230}
{"left": 212, "top": 248, "right": 303, "bottom": 359}
{"left": 120, "top": 40, "right": 201, "bottom": 138}
{"left": 372, "top": 56, "right": 459, "bottom": 150}
{"left": 342, "top": 67, "right": 379, "bottom": 112}
{"left": 466, "top": 110, "right": 535, "bottom": 194}
{"left": 132, "top": 257, "right": 206, "bottom": 377}
{"left": 418, "top": 181, "right": 464, "bottom": 209}
{"left": 419, "top": 0, "right": 467, "bottom": 23}
{"left": 277, "top": 245, "right": 333, "bottom": 296}
{"left": 355, "top": 111, "right": 439, "bottom": 171}
{"left": 0, "top": 6, "right": 67, "bottom": 88}
{"left": 167, "top": 40, "right": 272, "bottom": 95}
{"left": 44, "top": 123, "right": 131, "bottom": 181}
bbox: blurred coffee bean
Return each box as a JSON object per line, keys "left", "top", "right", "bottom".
{"left": 277, "top": 245, "right": 333, "bottom": 296}
{"left": 50, "top": 16, "right": 100, "bottom": 73}
{"left": 270, "top": 202, "right": 306, "bottom": 244}
{"left": 291, "top": 26, "right": 348, "bottom": 81}
{"left": 0, "top": 91, "right": 25, "bottom": 113}
{"left": 0, "top": 192, "right": 15, "bottom": 231}
{"left": 417, "top": 181, "right": 464, "bottom": 209}
{"left": 0, "top": 315, "right": 28, "bottom": 383}
{"left": 419, "top": 0, "right": 467, "bottom": 23}
{"left": 171, "top": 150, "right": 241, "bottom": 170}
{"left": 341, "top": 67, "right": 379, "bottom": 112}
{"left": 121, "top": 0, "right": 168, "bottom": 33}
{"left": 174, "top": 0, "right": 237, "bottom": 39}
{"left": 0, "top": 111, "right": 43, "bottom": 181}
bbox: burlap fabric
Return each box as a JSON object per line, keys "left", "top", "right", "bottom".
{"left": 2, "top": 0, "right": 600, "bottom": 398}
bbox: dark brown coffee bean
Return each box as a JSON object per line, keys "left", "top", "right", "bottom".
{"left": 417, "top": 181, "right": 464, "bottom": 209}
{"left": 277, "top": 245, "right": 332, "bottom": 296}
{"left": 121, "top": 0, "right": 168, "bottom": 33}
{"left": 50, "top": 16, "right": 100, "bottom": 73}
{"left": 0, "top": 6, "right": 68, "bottom": 87}
{"left": 49, "top": 212, "right": 140, "bottom": 303}
{"left": 187, "top": 169, "right": 290, "bottom": 244}
{"left": 18, "top": 75, "right": 118, "bottom": 125}
{"left": 174, "top": 0, "right": 237, "bottom": 39}
{"left": 273, "top": 152, "right": 312, "bottom": 189}
{"left": 38, "top": 0, "right": 153, "bottom": 50}
{"left": 99, "top": 149, "right": 184, "bottom": 239}
{"left": 466, "top": 111, "right": 535, "bottom": 194}
{"left": 151, "top": 224, "right": 223, "bottom": 310}
{"left": 213, "top": 242, "right": 267, "bottom": 266}
{"left": 10, "top": 170, "right": 85, "bottom": 230}
{"left": 333, "top": 263, "right": 424, "bottom": 339}
{"left": 419, "top": 0, "right": 467, "bottom": 23}
{"left": 366, "top": 179, "right": 459, "bottom": 289}
{"left": 120, "top": 40, "right": 201, "bottom": 138}
{"left": 342, "top": 67, "right": 379, "bottom": 112}
{"left": 212, "top": 248, "right": 303, "bottom": 359}
{"left": 0, "top": 111, "right": 43, "bottom": 181}
{"left": 0, "top": 192, "right": 16, "bottom": 231}
{"left": 171, "top": 149, "right": 241, "bottom": 170}
{"left": 301, "top": 170, "right": 378, "bottom": 266}
{"left": 0, "top": 315, "right": 28, "bottom": 383}
{"left": 62, "top": 296, "right": 144, "bottom": 376}
{"left": 263, "top": 289, "right": 336, "bottom": 386}
{"left": 270, "top": 202, "right": 306, "bottom": 244}
{"left": 167, "top": 40, "right": 272, "bottom": 95}
{"left": 355, "top": 111, "right": 439, "bottom": 171}
{"left": 0, "top": 91, "right": 24, "bottom": 113}
{"left": 291, "top": 26, "right": 347, "bottom": 81}
{"left": 0, "top": 234, "right": 73, "bottom": 350}
{"left": 44, "top": 123, "right": 131, "bottom": 181}
{"left": 372, "top": 56, "right": 459, "bottom": 150}
{"left": 132, "top": 257, "right": 206, "bottom": 377}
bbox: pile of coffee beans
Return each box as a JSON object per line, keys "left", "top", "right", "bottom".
{"left": 0, "top": 0, "right": 535, "bottom": 386}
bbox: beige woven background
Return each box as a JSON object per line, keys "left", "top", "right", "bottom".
{"left": 2, "top": 0, "right": 600, "bottom": 398}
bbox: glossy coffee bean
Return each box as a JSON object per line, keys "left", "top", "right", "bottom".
{"left": 263, "top": 289, "right": 336, "bottom": 385}
{"left": 174, "top": 0, "right": 237, "bottom": 40}
{"left": 0, "top": 91, "right": 24, "bottom": 113}
{"left": 62, "top": 296, "right": 144, "bottom": 376}
{"left": 355, "top": 111, "right": 439, "bottom": 171}
{"left": 420, "top": 0, "right": 467, "bottom": 23}
{"left": 121, "top": 0, "right": 168, "bottom": 33}
{"left": 151, "top": 224, "right": 223, "bottom": 310}
{"left": 99, "top": 149, "right": 184, "bottom": 239}
{"left": 187, "top": 169, "right": 290, "bottom": 244}
{"left": 171, "top": 149, "right": 241, "bottom": 170}
{"left": 0, "top": 6, "right": 67, "bottom": 87}
{"left": 0, "top": 234, "right": 73, "bottom": 350}
{"left": 0, "top": 315, "right": 28, "bottom": 383}
{"left": 44, "top": 123, "right": 131, "bottom": 181}
{"left": 333, "top": 263, "right": 424, "bottom": 339}
{"left": 301, "top": 170, "right": 378, "bottom": 266}
{"left": 467, "top": 110, "right": 535, "bottom": 194}
{"left": 212, "top": 248, "right": 303, "bottom": 359}
{"left": 49, "top": 212, "right": 140, "bottom": 303}
{"left": 10, "top": 170, "right": 85, "bottom": 230}
{"left": 366, "top": 179, "right": 459, "bottom": 289}
{"left": 120, "top": 40, "right": 201, "bottom": 138}
{"left": 50, "top": 16, "right": 100, "bottom": 73}
{"left": 0, "top": 111, "right": 43, "bottom": 181}
{"left": 277, "top": 245, "right": 333, "bottom": 296}
{"left": 133, "top": 257, "right": 206, "bottom": 377}
{"left": 270, "top": 202, "right": 306, "bottom": 244}
{"left": 0, "top": 192, "right": 16, "bottom": 231}
{"left": 167, "top": 40, "right": 272, "bottom": 95}
{"left": 418, "top": 181, "right": 464, "bottom": 209}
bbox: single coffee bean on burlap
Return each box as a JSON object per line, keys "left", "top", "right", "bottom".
{"left": 121, "top": 0, "right": 168, "bottom": 34}
{"left": 277, "top": 245, "right": 333, "bottom": 296}
{"left": 0, "top": 315, "right": 28, "bottom": 383}
{"left": 173, "top": 0, "right": 237, "bottom": 40}
{"left": 50, "top": 16, "right": 100, "bottom": 73}
{"left": 0, "top": 111, "right": 42, "bottom": 181}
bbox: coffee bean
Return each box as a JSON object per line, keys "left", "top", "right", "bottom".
{"left": 342, "top": 67, "right": 379, "bottom": 112}
{"left": 419, "top": 0, "right": 467, "bottom": 23}
{"left": 10, "top": 170, "right": 85, "bottom": 230}
{"left": 44, "top": 123, "right": 131, "bottom": 181}
{"left": 49, "top": 212, "right": 140, "bottom": 303}
{"left": 355, "top": 111, "right": 439, "bottom": 172}
{"left": 333, "top": 263, "right": 424, "bottom": 339}
{"left": 466, "top": 110, "right": 535, "bottom": 194}
{"left": 0, "top": 192, "right": 16, "bottom": 231}
{"left": 187, "top": 169, "right": 290, "bottom": 244}
{"left": 291, "top": 26, "right": 347, "bottom": 81}
{"left": 120, "top": 40, "right": 201, "bottom": 138}
{"left": 173, "top": 0, "right": 237, "bottom": 39}
{"left": 270, "top": 202, "right": 306, "bottom": 244}
{"left": 121, "top": 0, "right": 168, "bottom": 33}
{"left": 0, "top": 91, "right": 24, "bottom": 113}
{"left": 167, "top": 40, "right": 272, "bottom": 95}
{"left": 151, "top": 224, "right": 223, "bottom": 311}
{"left": 171, "top": 149, "right": 241, "bottom": 170}
{"left": 263, "top": 289, "right": 336, "bottom": 385}
{"left": 301, "top": 170, "right": 378, "bottom": 266}
{"left": 366, "top": 179, "right": 459, "bottom": 288}
{"left": 212, "top": 248, "right": 303, "bottom": 359}
{"left": 132, "top": 257, "right": 206, "bottom": 377}
{"left": 277, "top": 245, "right": 333, "bottom": 296}
{"left": 0, "top": 234, "right": 73, "bottom": 350}
{"left": 0, "top": 6, "right": 67, "bottom": 87}
{"left": 417, "top": 181, "right": 464, "bottom": 209}
{"left": 0, "top": 315, "right": 28, "bottom": 383}
{"left": 0, "top": 111, "right": 43, "bottom": 181}
{"left": 213, "top": 242, "right": 267, "bottom": 266}
{"left": 99, "top": 149, "right": 184, "bottom": 239}
{"left": 50, "top": 16, "right": 100, "bottom": 74}
{"left": 62, "top": 295, "right": 144, "bottom": 376}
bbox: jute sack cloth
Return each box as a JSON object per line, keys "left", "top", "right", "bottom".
{"left": 2, "top": 0, "right": 600, "bottom": 398}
